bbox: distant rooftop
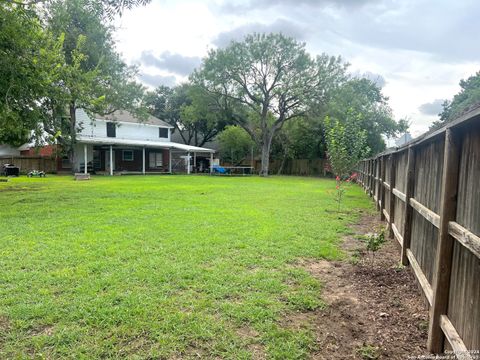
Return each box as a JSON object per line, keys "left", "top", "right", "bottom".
{"left": 95, "top": 110, "right": 172, "bottom": 128}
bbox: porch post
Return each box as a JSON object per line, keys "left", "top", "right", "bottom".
{"left": 187, "top": 152, "right": 191, "bottom": 174}
{"left": 109, "top": 145, "right": 113, "bottom": 176}
{"left": 142, "top": 147, "right": 145, "bottom": 175}
{"left": 193, "top": 152, "right": 197, "bottom": 173}
{"left": 251, "top": 146, "right": 254, "bottom": 170}
{"left": 210, "top": 152, "right": 213, "bottom": 174}
{"left": 83, "top": 143, "right": 88, "bottom": 174}
{"left": 168, "top": 148, "right": 172, "bottom": 173}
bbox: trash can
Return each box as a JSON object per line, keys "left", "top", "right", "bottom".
{"left": 3, "top": 164, "right": 20, "bottom": 177}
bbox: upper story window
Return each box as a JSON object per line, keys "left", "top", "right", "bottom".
{"left": 159, "top": 127, "right": 168, "bottom": 139}
{"left": 106, "top": 122, "right": 116, "bottom": 137}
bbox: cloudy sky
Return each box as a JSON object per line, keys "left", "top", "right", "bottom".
{"left": 113, "top": 0, "right": 480, "bottom": 136}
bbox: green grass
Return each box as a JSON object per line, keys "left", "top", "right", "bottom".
{"left": 0, "top": 175, "right": 371, "bottom": 359}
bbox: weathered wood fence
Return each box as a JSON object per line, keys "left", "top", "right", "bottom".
{"left": 0, "top": 156, "right": 57, "bottom": 173}
{"left": 269, "top": 158, "right": 327, "bottom": 176}
{"left": 358, "top": 107, "right": 480, "bottom": 357}
{"left": 251, "top": 158, "right": 328, "bottom": 176}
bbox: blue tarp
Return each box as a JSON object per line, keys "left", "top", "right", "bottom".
{"left": 213, "top": 165, "right": 229, "bottom": 174}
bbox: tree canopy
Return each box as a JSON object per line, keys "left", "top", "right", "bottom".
{"left": 430, "top": 71, "right": 480, "bottom": 130}
{"left": 145, "top": 84, "right": 230, "bottom": 147}
{"left": 270, "top": 76, "right": 407, "bottom": 165}
{"left": 324, "top": 112, "right": 369, "bottom": 177}
{"left": 0, "top": 4, "right": 63, "bottom": 145}
{"left": 0, "top": 0, "right": 149, "bottom": 162}
{"left": 217, "top": 125, "right": 255, "bottom": 165}
{"left": 321, "top": 77, "right": 408, "bottom": 154}
{"left": 6, "top": 0, "right": 151, "bottom": 18}
{"left": 192, "top": 33, "right": 347, "bottom": 176}
{"left": 40, "top": 0, "right": 148, "bottom": 166}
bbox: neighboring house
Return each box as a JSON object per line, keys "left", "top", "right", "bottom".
{"left": 0, "top": 144, "right": 21, "bottom": 157}
{"left": 395, "top": 132, "right": 413, "bottom": 147}
{"left": 66, "top": 109, "right": 215, "bottom": 175}
{"left": 20, "top": 144, "right": 57, "bottom": 157}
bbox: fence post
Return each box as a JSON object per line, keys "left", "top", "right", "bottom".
{"left": 365, "top": 160, "right": 370, "bottom": 194}
{"left": 372, "top": 159, "right": 375, "bottom": 198}
{"left": 369, "top": 160, "right": 372, "bottom": 195}
{"left": 388, "top": 153, "right": 396, "bottom": 239}
{"left": 380, "top": 156, "right": 386, "bottom": 221}
{"left": 361, "top": 162, "right": 364, "bottom": 186}
{"left": 401, "top": 146, "right": 416, "bottom": 265}
{"left": 372, "top": 160, "right": 375, "bottom": 197}
{"left": 364, "top": 160, "right": 367, "bottom": 188}
{"left": 376, "top": 158, "right": 381, "bottom": 210}
{"left": 367, "top": 160, "right": 371, "bottom": 195}
{"left": 361, "top": 161, "right": 365, "bottom": 190}
{"left": 358, "top": 161, "right": 363, "bottom": 184}
{"left": 427, "top": 128, "right": 461, "bottom": 353}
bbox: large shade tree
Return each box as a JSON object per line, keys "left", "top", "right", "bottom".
{"left": 0, "top": 0, "right": 149, "bottom": 164}
{"left": 271, "top": 76, "right": 408, "bottom": 163}
{"left": 40, "top": 0, "right": 148, "bottom": 168}
{"left": 322, "top": 77, "right": 408, "bottom": 154}
{"left": 0, "top": 3, "right": 63, "bottom": 146}
{"left": 192, "top": 33, "right": 347, "bottom": 176}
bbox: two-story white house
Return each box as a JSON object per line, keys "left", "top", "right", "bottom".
{"left": 63, "top": 109, "right": 214, "bottom": 175}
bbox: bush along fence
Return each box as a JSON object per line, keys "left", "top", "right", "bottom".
{"left": 358, "top": 106, "right": 480, "bottom": 357}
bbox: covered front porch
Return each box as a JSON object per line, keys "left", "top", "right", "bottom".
{"left": 75, "top": 136, "right": 215, "bottom": 175}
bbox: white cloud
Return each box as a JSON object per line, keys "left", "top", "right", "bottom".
{"left": 213, "top": 19, "right": 306, "bottom": 48}
{"left": 418, "top": 99, "right": 445, "bottom": 116}
{"left": 140, "top": 73, "right": 177, "bottom": 88}
{"left": 139, "top": 51, "right": 202, "bottom": 76}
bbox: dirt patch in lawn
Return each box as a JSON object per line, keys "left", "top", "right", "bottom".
{"left": 300, "top": 210, "right": 429, "bottom": 359}
{"left": 0, "top": 316, "right": 11, "bottom": 346}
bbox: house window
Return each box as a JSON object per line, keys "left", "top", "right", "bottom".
{"left": 106, "top": 122, "right": 116, "bottom": 137}
{"left": 159, "top": 128, "right": 168, "bottom": 138}
{"left": 149, "top": 152, "right": 163, "bottom": 168}
{"left": 61, "top": 157, "right": 71, "bottom": 169}
{"left": 122, "top": 150, "right": 134, "bottom": 161}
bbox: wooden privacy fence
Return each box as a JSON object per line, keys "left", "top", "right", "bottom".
{"left": 0, "top": 156, "right": 57, "bottom": 174}
{"left": 358, "top": 107, "right": 480, "bottom": 357}
{"left": 252, "top": 158, "right": 328, "bottom": 176}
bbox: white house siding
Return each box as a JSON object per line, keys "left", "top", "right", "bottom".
{"left": 76, "top": 109, "right": 171, "bottom": 142}
{"left": 115, "top": 122, "right": 170, "bottom": 142}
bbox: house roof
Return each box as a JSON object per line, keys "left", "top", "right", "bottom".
{"left": 77, "top": 135, "right": 215, "bottom": 153}
{"left": 95, "top": 110, "right": 172, "bottom": 128}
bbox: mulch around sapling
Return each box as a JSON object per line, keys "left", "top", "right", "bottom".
{"left": 298, "top": 210, "right": 429, "bottom": 359}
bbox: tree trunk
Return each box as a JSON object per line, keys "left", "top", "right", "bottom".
{"left": 259, "top": 136, "right": 272, "bottom": 177}
{"left": 277, "top": 153, "right": 288, "bottom": 175}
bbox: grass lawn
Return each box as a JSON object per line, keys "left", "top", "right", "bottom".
{"left": 0, "top": 175, "right": 371, "bottom": 359}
